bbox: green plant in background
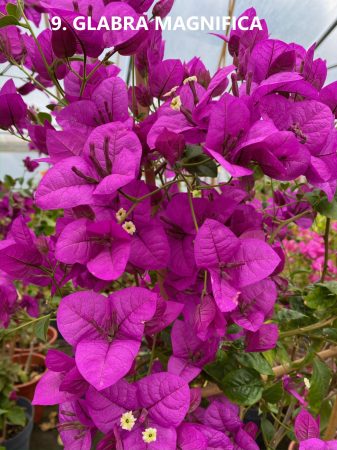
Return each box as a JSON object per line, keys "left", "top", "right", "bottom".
{"left": 0, "top": 358, "right": 26, "bottom": 445}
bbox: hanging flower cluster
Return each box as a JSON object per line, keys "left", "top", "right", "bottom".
{"left": 1, "top": 1, "right": 337, "bottom": 448}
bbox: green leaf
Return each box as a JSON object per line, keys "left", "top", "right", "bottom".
{"left": 253, "top": 164, "right": 264, "bottom": 180}
{"left": 263, "top": 381, "right": 283, "bottom": 404}
{"left": 261, "top": 418, "right": 275, "bottom": 446}
{"left": 192, "top": 159, "right": 218, "bottom": 178}
{"left": 6, "top": 3, "right": 22, "bottom": 19}
{"left": 4, "top": 175, "right": 15, "bottom": 188}
{"left": 318, "top": 281, "right": 337, "bottom": 296}
{"left": 308, "top": 358, "right": 331, "bottom": 413}
{"left": 182, "top": 145, "right": 218, "bottom": 178}
{"left": 316, "top": 197, "right": 337, "bottom": 219}
{"left": 276, "top": 308, "right": 308, "bottom": 322}
{"left": 226, "top": 324, "right": 242, "bottom": 335}
{"left": 47, "top": 102, "right": 66, "bottom": 111}
{"left": 204, "top": 351, "right": 237, "bottom": 384}
{"left": 6, "top": 406, "right": 26, "bottom": 427}
{"left": 318, "top": 399, "right": 333, "bottom": 431}
{"left": 34, "top": 315, "right": 50, "bottom": 342}
{"left": 222, "top": 368, "right": 264, "bottom": 406}
{"left": 236, "top": 353, "right": 274, "bottom": 376}
{"left": 304, "top": 285, "right": 337, "bottom": 310}
{"left": 37, "top": 112, "right": 52, "bottom": 125}
{"left": 322, "top": 328, "right": 337, "bottom": 341}
{"left": 0, "top": 15, "right": 20, "bottom": 28}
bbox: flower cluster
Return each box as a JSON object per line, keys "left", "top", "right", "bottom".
{"left": 284, "top": 222, "right": 337, "bottom": 283}
{"left": 0, "top": 181, "right": 34, "bottom": 238}
{"left": 1, "top": 1, "right": 337, "bottom": 448}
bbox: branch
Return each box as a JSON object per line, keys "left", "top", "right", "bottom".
{"left": 325, "top": 393, "right": 337, "bottom": 440}
{"left": 268, "top": 210, "right": 312, "bottom": 244}
{"left": 279, "top": 316, "right": 337, "bottom": 339}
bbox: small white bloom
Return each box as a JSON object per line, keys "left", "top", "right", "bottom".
{"left": 122, "top": 221, "right": 136, "bottom": 235}
{"left": 116, "top": 208, "right": 127, "bottom": 223}
{"left": 170, "top": 95, "right": 182, "bottom": 111}
{"left": 183, "top": 75, "right": 197, "bottom": 85}
{"left": 304, "top": 377, "right": 311, "bottom": 389}
{"left": 120, "top": 411, "right": 136, "bottom": 431}
{"left": 142, "top": 427, "right": 157, "bottom": 443}
{"left": 163, "top": 85, "right": 179, "bottom": 97}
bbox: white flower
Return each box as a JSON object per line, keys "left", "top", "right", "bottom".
{"left": 122, "top": 221, "right": 136, "bottom": 235}
{"left": 163, "top": 85, "right": 179, "bottom": 97}
{"left": 304, "top": 377, "right": 311, "bottom": 389}
{"left": 120, "top": 411, "right": 136, "bottom": 431}
{"left": 183, "top": 75, "right": 197, "bottom": 85}
{"left": 116, "top": 208, "right": 127, "bottom": 223}
{"left": 170, "top": 96, "right": 182, "bottom": 111}
{"left": 142, "top": 427, "right": 157, "bottom": 443}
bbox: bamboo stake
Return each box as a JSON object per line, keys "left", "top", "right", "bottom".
{"left": 325, "top": 394, "right": 337, "bottom": 440}
{"left": 218, "top": 0, "right": 236, "bottom": 68}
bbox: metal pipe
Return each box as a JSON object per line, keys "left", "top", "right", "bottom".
{"left": 315, "top": 16, "right": 337, "bottom": 48}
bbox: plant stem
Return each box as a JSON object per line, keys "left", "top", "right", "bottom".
{"left": 20, "top": 8, "right": 65, "bottom": 97}
{"left": 217, "top": 0, "right": 236, "bottom": 67}
{"left": 24, "top": 340, "right": 34, "bottom": 374}
{"left": 119, "top": 179, "right": 177, "bottom": 204}
{"left": 269, "top": 210, "right": 312, "bottom": 244}
{"left": 79, "top": 51, "right": 87, "bottom": 97}
{"left": 131, "top": 55, "right": 136, "bottom": 118}
{"left": 188, "top": 191, "right": 199, "bottom": 232}
{"left": 321, "top": 217, "right": 331, "bottom": 282}
{"left": 4, "top": 314, "right": 51, "bottom": 336}
{"left": 202, "top": 271, "right": 208, "bottom": 298}
{"left": 272, "top": 402, "right": 295, "bottom": 448}
{"left": 147, "top": 334, "right": 157, "bottom": 375}
{"left": 8, "top": 59, "right": 65, "bottom": 104}
{"left": 279, "top": 316, "right": 337, "bottom": 338}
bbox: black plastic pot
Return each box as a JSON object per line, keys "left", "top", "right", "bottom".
{"left": 3, "top": 397, "right": 34, "bottom": 450}
{"left": 244, "top": 408, "right": 265, "bottom": 449}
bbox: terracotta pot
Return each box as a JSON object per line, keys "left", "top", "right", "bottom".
{"left": 12, "top": 352, "right": 46, "bottom": 423}
{"left": 14, "top": 326, "right": 58, "bottom": 354}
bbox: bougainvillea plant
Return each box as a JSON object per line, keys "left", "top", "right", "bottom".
{"left": 2, "top": 1, "right": 337, "bottom": 448}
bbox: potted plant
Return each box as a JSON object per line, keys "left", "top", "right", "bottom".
{"left": 0, "top": 359, "right": 33, "bottom": 450}
{"left": 13, "top": 325, "right": 57, "bottom": 355}
{"left": 12, "top": 349, "right": 46, "bottom": 424}
{"left": 0, "top": 290, "right": 49, "bottom": 424}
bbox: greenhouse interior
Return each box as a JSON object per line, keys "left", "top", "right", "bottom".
{"left": 2, "top": 0, "right": 337, "bottom": 449}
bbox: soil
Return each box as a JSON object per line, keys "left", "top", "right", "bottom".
{"left": 1, "top": 423, "right": 24, "bottom": 440}
{"left": 30, "top": 406, "right": 62, "bottom": 450}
